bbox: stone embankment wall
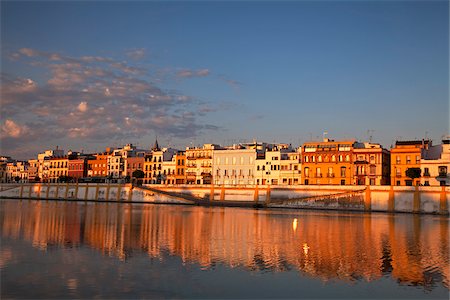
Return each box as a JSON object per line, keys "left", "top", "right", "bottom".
{"left": 0, "top": 183, "right": 448, "bottom": 214}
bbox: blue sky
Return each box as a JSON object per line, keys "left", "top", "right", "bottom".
{"left": 1, "top": 0, "right": 448, "bottom": 159}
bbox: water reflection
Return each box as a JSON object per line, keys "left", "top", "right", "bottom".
{"left": 1, "top": 199, "right": 448, "bottom": 290}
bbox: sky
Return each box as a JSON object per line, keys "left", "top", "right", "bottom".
{"left": 1, "top": 0, "right": 449, "bottom": 159}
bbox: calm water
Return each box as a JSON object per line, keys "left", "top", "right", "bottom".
{"left": 1, "top": 199, "right": 449, "bottom": 299}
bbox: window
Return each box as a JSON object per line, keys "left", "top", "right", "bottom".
{"left": 370, "top": 165, "right": 376, "bottom": 175}
{"left": 305, "top": 156, "right": 309, "bottom": 163}
{"left": 424, "top": 167, "right": 430, "bottom": 176}
{"left": 304, "top": 167, "right": 309, "bottom": 177}
{"left": 318, "top": 155, "right": 322, "bottom": 162}
{"left": 396, "top": 156, "right": 400, "bottom": 164}
{"left": 340, "top": 167, "right": 346, "bottom": 177}
{"left": 370, "top": 155, "right": 375, "bottom": 163}
{"left": 439, "top": 166, "right": 447, "bottom": 176}
{"left": 257, "top": 165, "right": 260, "bottom": 171}
{"left": 406, "top": 156, "right": 411, "bottom": 164}
{"left": 345, "top": 155, "right": 350, "bottom": 162}
{"left": 370, "top": 178, "right": 375, "bottom": 185}
{"left": 316, "top": 167, "right": 321, "bottom": 177}
{"left": 416, "top": 156, "right": 420, "bottom": 164}
{"left": 339, "top": 155, "right": 343, "bottom": 162}
{"left": 332, "top": 155, "right": 336, "bottom": 162}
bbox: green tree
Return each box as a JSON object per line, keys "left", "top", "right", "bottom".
{"left": 132, "top": 170, "right": 145, "bottom": 186}
{"left": 405, "top": 168, "right": 421, "bottom": 186}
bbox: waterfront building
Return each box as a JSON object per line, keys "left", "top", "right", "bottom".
{"left": 174, "top": 152, "right": 186, "bottom": 184}
{"left": 107, "top": 144, "right": 146, "bottom": 181}
{"left": 0, "top": 157, "right": 14, "bottom": 183}
{"left": 0, "top": 162, "right": 6, "bottom": 183}
{"left": 353, "top": 142, "right": 390, "bottom": 185}
{"left": 37, "top": 147, "right": 64, "bottom": 180}
{"left": 390, "top": 140, "right": 430, "bottom": 186}
{"left": 148, "top": 142, "right": 178, "bottom": 184}
{"left": 125, "top": 156, "right": 145, "bottom": 179}
{"left": 213, "top": 145, "right": 257, "bottom": 185}
{"left": 279, "top": 150, "right": 302, "bottom": 185}
{"left": 185, "top": 144, "right": 221, "bottom": 184}
{"left": 5, "top": 161, "right": 29, "bottom": 183}
{"left": 160, "top": 151, "right": 186, "bottom": 185}
{"left": 255, "top": 145, "right": 294, "bottom": 185}
{"left": 45, "top": 156, "right": 68, "bottom": 182}
{"left": 27, "top": 159, "right": 39, "bottom": 182}
{"left": 301, "top": 139, "right": 355, "bottom": 185}
{"left": 68, "top": 158, "right": 88, "bottom": 181}
{"left": 87, "top": 153, "right": 109, "bottom": 178}
{"left": 161, "top": 156, "right": 176, "bottom": 184}
{"left": 144, "top": 153, "right": 153, "bottom": 184}
{"left": 420, "top": 137, "right": 450, "bottom": 186}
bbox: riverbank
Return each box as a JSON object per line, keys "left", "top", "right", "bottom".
{"left": 0, "top": 183, "right": 448, "bottom": 214}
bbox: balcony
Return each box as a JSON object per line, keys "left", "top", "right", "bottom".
{"left": 423, "top": 172, "right": 430, "bottom": 177}
{"left": 438, "top": 173, "right": 447, "bottom": 178}
{"left": 316, "top": 174, "right": 322, "bottom": 178}
{"left": 327, "top": 173, "right": 335, "bottom": 178}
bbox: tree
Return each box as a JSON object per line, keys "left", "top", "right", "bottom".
{"left": 405, "top": 168, "right": 421, "bottom": 186}
{"left": 132, "top": 170, "right": 145, "bottom": 186}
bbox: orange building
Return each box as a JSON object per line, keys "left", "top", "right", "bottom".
{"left": 174, "top": 151, "right": 186, "bottom": 184}
{"left": 390, "top": 140, "right": 430, "bottom": 186}
{"left": 87, "top": 154, "right": 108, "bottom": 178}
{"left": 302, "top": 139, "right": 355, "bottom": 185}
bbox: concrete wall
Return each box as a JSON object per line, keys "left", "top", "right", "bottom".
{"left": 0, "top": 183, "right": 448, "bottom": 214}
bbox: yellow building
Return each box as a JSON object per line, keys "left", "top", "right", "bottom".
{"left": 185, "top": 144, "right": 220, "bottom": 185}
{"left": 302, "top": 139, "right": 355, "bottom": 185}
{"left": 390, "top": 140, "right": 430, "bottom": 186}
{"left": 44, "top": 156, "right": 69, "bottom": 182}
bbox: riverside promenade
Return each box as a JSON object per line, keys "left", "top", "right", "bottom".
{"left": 0, "top": 183, "right": 448, "bottom": 215}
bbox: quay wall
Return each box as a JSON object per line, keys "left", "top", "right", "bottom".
{"left": 0, "top": 183, "right": 448, "bottom": 214}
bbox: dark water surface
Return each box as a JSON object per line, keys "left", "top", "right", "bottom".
{"left": 1, "top": 199, "right": 448, "bottom": 299}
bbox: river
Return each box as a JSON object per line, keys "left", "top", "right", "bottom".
{"left": 0, "top": 199, "right": 448, "bottom": 299}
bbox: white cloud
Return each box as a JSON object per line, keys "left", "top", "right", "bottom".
{"left": 176, "top": 68, "right": 210, "bottom": 78}
{"left": 1, "top": 48, "right": 222, "bottom": 155}
{"left": 1, "top": 119, "right": 29, "bottom": 138}
{"left": 126, "top": 48, "right": 146, "bottom": 60}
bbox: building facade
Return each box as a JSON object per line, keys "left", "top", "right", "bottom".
{"left": 391, "top": 140, "right": 430, "bottom": 186}
{"left": 421, "top": 137, "right": 450, "bottom": 186}
{"left": 302, "top": 139, "right": 355, "bottom": 185}
{"left": 353, "top": 143, "right": 390, "bottom": 185}
{"left": 213, "top": 147, "right": 257, "bottom": 185}
{"left": 185, "top": 144, "right": 220, "bottom": 185}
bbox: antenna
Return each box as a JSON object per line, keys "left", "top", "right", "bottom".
{"left": 367, "top": 129, "right": 374, "bottom": 143}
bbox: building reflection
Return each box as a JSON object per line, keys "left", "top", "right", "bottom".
{"left": 0, "top": 200, "right": 448, "bottom": 289}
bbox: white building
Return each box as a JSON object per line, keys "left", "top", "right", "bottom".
{"left": 254, "top": 144, "right": 296, "bottom": 185}
{"left": 37, "top": 147, "right": 65, "bottom": 180}
{"left": 212, "top": 146, "right": 257, "bottom": 186}
{"left": 6, "top": 161, "right": 29, "bottom": 183}
{"left": 107, "top": 144, "right": 146, "bottom": 180}
{"left": 421, "top": 137, "right": 450, "bottom": 186}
